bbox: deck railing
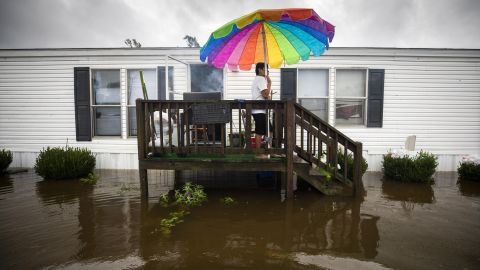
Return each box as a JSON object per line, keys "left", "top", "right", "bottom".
{"left": 135, "top": 99, "right": 288, "bottom": 157}
{"left": 136, "top": 99, "right": 363, "bottom": 195}
{"left": 293, "top": 103, "right": 363, "bottom": 194}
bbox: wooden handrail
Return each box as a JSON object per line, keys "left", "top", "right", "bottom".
{"left": 293, "top": 103, "right": 363, "bottom": 195}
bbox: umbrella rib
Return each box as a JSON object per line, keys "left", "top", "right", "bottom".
{"left": 213, "top": 22, "right": 261, "bottom": 68}
{"left": 269, "top": 22, "right": 310, "bottom": 61}
{"left": 209, "top": 23, "right": 258, "bottom": 67}
{"left": 280, "top": 20, "right": 330, "bottom": 48}
{"left": 264, "top": 23, "right": 298, "bottom": 66}
{"left": 238, "top": 24, "right": 261, "bottom": 68}
{"left": 273, "top": 21, "right": 326, "bottom": 58}
{"left": 226, "top": 24, "right": 259, "bottom": 69}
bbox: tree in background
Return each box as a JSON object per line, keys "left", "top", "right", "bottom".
{"left": 125, "top": 39, "right": 142, "bottom": 48}
{"left": 183, "top": 35, "right": 200, "bottom": 47}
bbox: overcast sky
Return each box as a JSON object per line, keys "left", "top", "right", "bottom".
{"left": 0, "top": 0, "right": 479, "bottom": 49}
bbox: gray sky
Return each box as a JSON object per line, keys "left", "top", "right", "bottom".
{"left": 1, "top": 0, "right": 479, "bottom": 49}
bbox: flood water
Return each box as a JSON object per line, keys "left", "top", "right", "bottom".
{"left": 0, "top": 170, "right": 479, "bottom": 270}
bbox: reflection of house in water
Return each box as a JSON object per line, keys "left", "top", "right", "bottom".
{"left": 138, "top": 189, "right": 380, "bottom": 268}
{"left": 382, "top": 180, "right": 435, "bottom": 204}
{"left": 381, "top": 180, "right": 435, "bottom": 215}
{"left": 35, "top": 170, "right": 172, "bottom": 262}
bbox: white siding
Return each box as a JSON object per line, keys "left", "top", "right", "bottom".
{"left": 0, "top": 49, "right": 195, "bottom": 169}
{"left": 1, "top": 48, "right": 479, "bottom": 170}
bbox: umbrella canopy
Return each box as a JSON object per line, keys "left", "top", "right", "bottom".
{"left": 200, "top": 8, "right": 335, "bottom": 70}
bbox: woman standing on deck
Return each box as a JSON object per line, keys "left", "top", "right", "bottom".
{"left": 251, "top": 62, "right": 272, "bottom": 158}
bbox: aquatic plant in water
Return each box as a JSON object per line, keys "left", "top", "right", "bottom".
{"left": 159, "top": 193, "right": 170, "bottom": 207}
{"left": 158, "top": 210, "right": 190, "bottom": 236}
{"left": 80, "top": 173, "right": 98, "bottom": 185}
{"left": 220, "top": 196, "right": 236, "bottom": 205}
{"left": 154, "top": 182, "right": 207, "bottom": 236}
{"left": 174, "top": 182, "right": 207, "bottom": 207}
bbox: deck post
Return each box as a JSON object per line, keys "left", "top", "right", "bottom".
{"left": 285, "top": 100, "right": 295, "bottom": 198}
{"left": 136, "top": 99, "right": 148, "bottom": 197}
{"left": 139, "top": 169, "right": 148, "bottom": 197}
{"left": 352, "top": 142, "right": 363, "bottom": 196}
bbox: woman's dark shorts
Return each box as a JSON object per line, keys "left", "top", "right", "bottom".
{"left": 252, "top": 113, "right": 273, "bottom": 136}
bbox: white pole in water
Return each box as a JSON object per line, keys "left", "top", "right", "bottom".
{"left": 261, "top": 23, "right": 271, "bottom": 149}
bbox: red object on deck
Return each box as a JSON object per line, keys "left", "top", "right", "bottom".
{"left": 250, "top": 136, "right": 266, "bottom": 149}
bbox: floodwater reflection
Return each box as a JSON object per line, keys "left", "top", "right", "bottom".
{"left": 137, "top": 187, "right": 380, "bottom": 269}
{"left": 0, "top": 174, "right": 13, "bottom": 196}
{"left": 0, "top": 171, "right": 478, "bottom": 270}
{"left": 457, "top": 179, "right": 480, "bottom": 197}
{"left": 381, "top": 180, "right": 435, "bottom": 216}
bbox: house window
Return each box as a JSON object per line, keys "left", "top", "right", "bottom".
{"left": 127, "top": 69, "right": 157, "bottom": 136}
{"left": 335, "top": 69, "right": 367, "bottom": 125}
{"left": 91, "top": 69, "right": 121, "bottom": 136}
{"left": 190, "top": 64, "right": 224, "bottom": 93}
{"left": 297, "top": 69, "right": 329, "bottom": 121}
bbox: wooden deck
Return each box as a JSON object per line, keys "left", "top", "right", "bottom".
{"left": 136, "top": 99, "right": 363, "bottom": 199}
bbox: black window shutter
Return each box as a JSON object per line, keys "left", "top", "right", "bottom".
{"left": 367, "top": 69, "right": 385, "bottom": 127}
{"left": 280, "top": 68, "right": 297, "bottom": 101}
{"left": 74, "top": 67, "right": 92, "bottom": 141}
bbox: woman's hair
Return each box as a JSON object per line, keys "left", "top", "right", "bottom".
{"left": 255, "top": 62, "right": 266, "bottom": 75}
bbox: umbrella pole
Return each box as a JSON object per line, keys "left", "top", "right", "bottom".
{"left": 261, "top": 23, "right": 271, "bottom": 150}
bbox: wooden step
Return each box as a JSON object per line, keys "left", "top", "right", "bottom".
{"left": 293, "top": 163, "right": 348, "bottom": 196}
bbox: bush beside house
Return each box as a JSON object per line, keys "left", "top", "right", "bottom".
{"left": 337, "top": 150, "right": 368, "bottom": 180}
{"left": 383, "top": 151, "right": 438, "bottom": 183}
{"left": 35, "top": 146, "right": 96, "bottom": 180}
{"left": 458, "top": 162, "right": 480, "bottom": 182}
{"left": 0, "top": 149, "right": 13, "bottom": 175}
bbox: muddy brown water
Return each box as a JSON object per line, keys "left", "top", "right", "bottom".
{"left": 0, "top": 170, "right": 479, "bottom": 270}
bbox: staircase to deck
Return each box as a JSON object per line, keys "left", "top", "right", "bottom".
{"left": 291, "top": 103, "right": 363, "bottom": 196}
{"left": 136, "top": 99, "right": 363, "bottom": 198}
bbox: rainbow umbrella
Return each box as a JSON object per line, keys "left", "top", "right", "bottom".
{"left": 200, "top": 8, "right": 335, "bottom": 70}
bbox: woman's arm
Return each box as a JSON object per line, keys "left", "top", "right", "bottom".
{"left": 260, "top": 75, "right": 272, "bottom": 99}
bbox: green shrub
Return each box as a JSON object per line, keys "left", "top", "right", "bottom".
{"left": 458, "top": 161, "right": 480, "bottom": 182}
{"left": 34, "top": 146, "right": 96, "bottom": 180}
{"left": 337, "top": 150, "right": 368, "bottom": 180}
{"left": 0, "top": 149, "right": 13, "bottom": 175}
{"left": 383, "top": 151, "right": 438, "bottom": 183}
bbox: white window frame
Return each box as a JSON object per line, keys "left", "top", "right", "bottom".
{"left": 89, "top": 65, "right": 170, "bottom": 139}
{"left": 126, "top": 68, "right": 158, "bottom": 137}
{"left": 90, "top": 68, "right": 122, "bottom": 138}
{"left": 296, "top": 68, "right": 330, "bottom": 122}
{"left": 334, "top": 68, "right": 369, "bottom": 127}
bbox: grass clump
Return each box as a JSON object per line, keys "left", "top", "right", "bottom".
{"left": 157, "top": 210, "right": 190, "bottom": 236}
{"left": 220, "top": 196, "right": 236, "bottom": 205}
{"left": 34, "top": 146, "right": 95, "bottom": 180}
{"left": 0, "top": 149, "right": 13, "bottom": 175}
{"left": 383, "top": 150, "right": 438, "bottom": 183}
{"left": 80, "top": 173, "right": 98, "bottom": 185}
{"left": 154, "top": 182, "right": 207, "bottom": 236}
{"left": 174, "top": 182, "right": 207, "bottom": 207}
{"left": 458, "top": 162, "right": 480, "bottom": 182}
